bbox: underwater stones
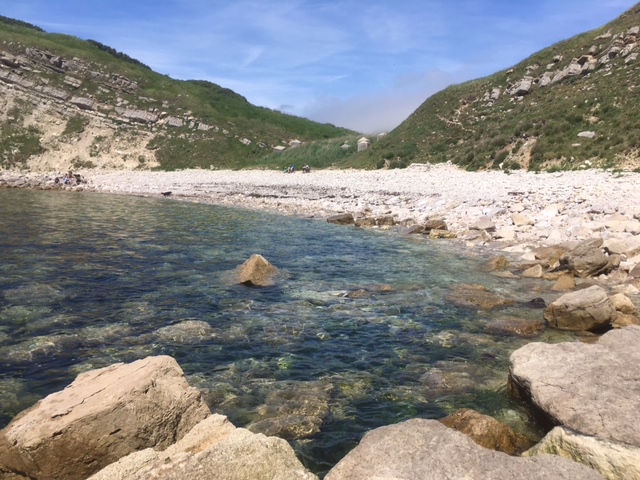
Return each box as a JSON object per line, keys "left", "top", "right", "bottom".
{"left": 247, "top": 381, "right": 332, "bottom": 440}
{"left": 509, "top": 326, "right": 640, "bottom": 448}
{"left": 3, "top": 283, "right": 67, "bottom": 305}
{"left": 439, "top": 408, "right": 534, "bottom": 455}
{"left": 445, "top": 283, "right": 514, "bottom": 310}
{"left": 0, "top": 334, "right": 84, "bottom": 365}
{"left": 154, "top": 320, "right": 216, "bottom": 344}
{"left": 235, "top": 254, "right": 279, "bottom": 286}
{"left": 485, "top": 317, "right": 545, "bottom": 337}
{"left": 482, "top": 255, "right": 512, "bottom": 272}
{"left": 324, "top": 419, "right": 603, "bottom": 480}
{"left": 0, "top": 356, "right": 211, "bottom": 480}
{"left": 543, "top": 285, "right": 616, "bottom": 331}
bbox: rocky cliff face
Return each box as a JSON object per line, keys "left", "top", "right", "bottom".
{"left": 370, "top": 3, "right": 640, "bottom": 172}
{"left": 0, "top": 28, "right": 351, "bottom": 172}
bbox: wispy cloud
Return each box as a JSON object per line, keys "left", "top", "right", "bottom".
{"left": 0, "top": 0, "right": 637, "bottom": 132}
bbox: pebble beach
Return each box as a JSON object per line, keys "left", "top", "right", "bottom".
{"left": 84, "top": 164, "right": 640, "bottom": 257}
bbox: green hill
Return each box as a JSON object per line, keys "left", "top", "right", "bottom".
{"left": 0, "top": 16, "right": 354, "bottom": 171}
{"left": 360, "top": 3, "right": 640, "bottom": 171}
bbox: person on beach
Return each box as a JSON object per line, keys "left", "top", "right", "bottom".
{"left": 303, "top": 164, "right": 310, "bottom": 173}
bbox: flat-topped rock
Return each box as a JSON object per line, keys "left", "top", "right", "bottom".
{"left": 509, "top": 326, "right": 640, "bottom": 446}
{"left": 0, "top": 356, "right": 211, "bottom": 480}
{"left": 325, "top": 419, "right": 603, "bottom": 479}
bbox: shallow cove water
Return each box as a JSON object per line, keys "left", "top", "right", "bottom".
{"left": 0, "top": 189, "right": 576, "bottom": 474}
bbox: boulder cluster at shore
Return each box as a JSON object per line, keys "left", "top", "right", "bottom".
{"left": 2, "top": 164, "right": 640, "bottom": 478}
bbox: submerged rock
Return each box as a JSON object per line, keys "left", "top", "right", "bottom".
{"left": 445, "top": 283, "right": 514, "bottom": 310}
{"left": 247, "top": 381, "right": 332, "bottom": 440}
{"left": 439, "top": 408, "right": 534, "bottom": 455}
{"left": 325, "top": 419, "right": 602, "bottom": 479}
{"left": 485, "top": 317, "right": 545, "bottom": 336}
{"left": 154, "top": 320, "right": 216, "bottom": 344}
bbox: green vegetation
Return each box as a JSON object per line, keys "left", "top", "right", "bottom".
{"left": 357, "top": 3, "right": 640, "bottom": 171}
{"left": 1, "top": 4, "right": 640, "bottom": 171}
{"left": 0, "top": 17, "right": 354, "bottom": 170}
{"left": 86, "top": 39, "right": 151, "bottom": 70}
{"left": 62, "top": 115, "right": 89, "bottom": 136}
{"left": 0, "top": 15, "right": 44, "bottom": 32}
{"left": 0, "top": 125, "right": 44, "bottom": 169}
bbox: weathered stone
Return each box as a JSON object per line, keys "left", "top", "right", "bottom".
{"left": 115, "top": 108, "right": 159, "bottom": 124}
{"left": 524, "top": 426, "right": 640, "bottom": 480}
{"left": 551, "top": 274, "right": 576, "bottom": 291}
{"left": 509, "top": 326, "right": 640, "bottom": 447}
{"left": 327, "top": 213, "right": 354, "bottom": 225}
{"left": 485, "top": 317, "right": 545, "bottom": 336}
{"left": 522, "top": 264, "right": 544, "bottom": 278}
{"left": 559, "top": 238, "right": 613, "bottom": 278}
{"left": 325, "top": 419, "right": 603, "bottom": 480}
{"left": 470, "top": 216, "right": 496, "bottom": 231}
{"left": 404, "top": 224, "right": 425, "bottom": 234}
{"left": 482, "top": 255, "right": 511, "bottom": 272}
{"left": 509, "top": 77, "right": 533, "bottom": 96}
{"left": 543, "top": 285, "right": 616, "bottom": 331}
{"left": 603, "top": 237, "right": 640, "bottom": 257}
{"left": 424, "top": 219, "right": 448, "bottom": 231}
{"left": 609, "top": 293, "right": 637, "bottom": 315}
{"left": 439, "top": 408, "right": 534, "bottom": 455}
{"left": 445, "top": 283, "right": 514, "bottom": 310}
{"left": 0, "top": 356, "right": 211, "bottom": 480}
{"left": 429, "top": 228, "right": 457, "bottom": 239}
{"left": 612, "top": 313, "right": 640, "bottom": 328}
{"left": 512, "top": 213, "right": 534, "bottom": 226}
{"left": 69, "top": 96, "right": 95, "bottom": 110}
{"left": 89, "top": 414, "right": 317, "bottom": 480}
{"left": 235, "top": 254, "right": 279, "bottom": 286}
{"left": 532, "top": 245, "right": 570, "bottom": 265}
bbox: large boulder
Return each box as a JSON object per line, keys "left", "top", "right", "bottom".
{"left": 543, "top": 285, "right": 616, "bottom": 331}
{"left": 0, "top": 356, "right": 211, "bottom": 480}
{"left": 89, "top": 414, "right": 317, "bottom": 480}
{"left": 438, "top": 408, "right": 534, "bottom": 455}
{"left": 325, "top": 419, "right": 603, "bottom": 479}
{"left": 524, "top": 426, "right": 640, "bottom": 480}
{"left": 559, "top": 238, "right": 614, "bottom": 278}
{"left": 509, "top": 326, "right": 640, "bottom": 447}
{"left": 235, "top": 254, "right": 279, "bottom": 286}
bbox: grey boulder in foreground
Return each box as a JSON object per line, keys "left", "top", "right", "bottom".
{"left": 325, "top": 419, "right": 603, "bottom": 480}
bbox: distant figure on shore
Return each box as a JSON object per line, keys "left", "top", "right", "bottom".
{"left": 161, "top": 191, "right": 172, "bottom": 197}
{"left": 303, "top": 164, "right": 310, "bottom": 173}
{"left": 284, "top": 165, "right": 295, "bottom": 173}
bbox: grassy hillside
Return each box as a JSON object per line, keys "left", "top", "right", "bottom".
{"left": 360, "top": 3, "right": 640, "bottom": 171}
{"left": 0, "top": 17, "right": 354, "bottom": 170}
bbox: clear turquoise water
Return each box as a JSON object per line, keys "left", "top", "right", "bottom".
{"left": 0, "top": 189, "right": 573, "bottom": 474}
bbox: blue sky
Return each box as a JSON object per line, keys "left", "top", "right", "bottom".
{"left": 1, "top": 1, "right": 637, "bottom": 133}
